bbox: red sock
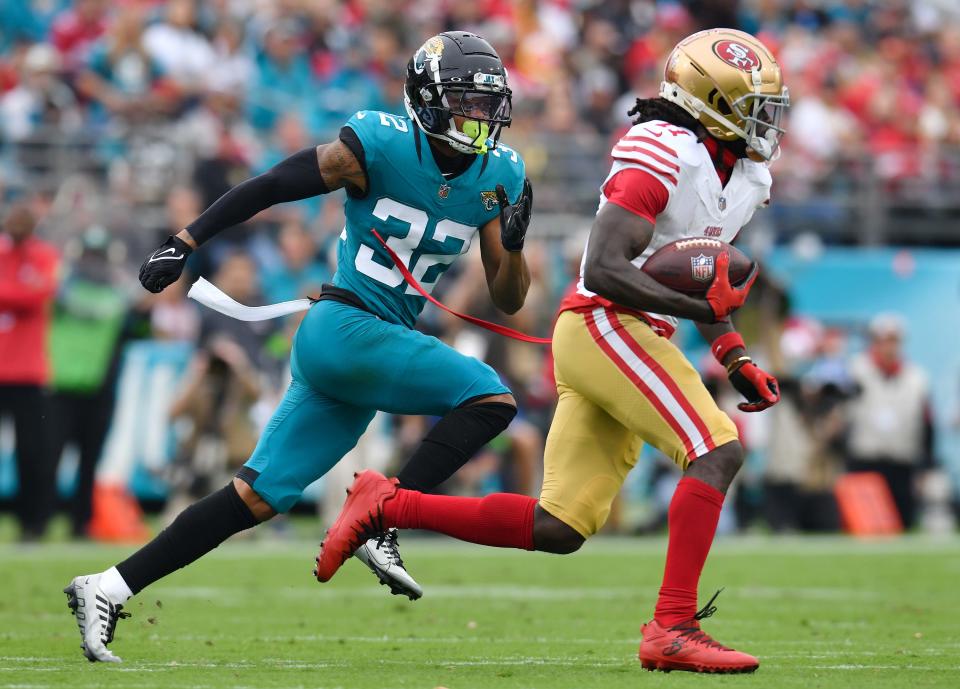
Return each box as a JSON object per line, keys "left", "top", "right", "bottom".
{"left": 383, "top": 490, "right": 536, "bottom": 550}
{"left": 654, "top": 476, "right": 725, "bottom": 628}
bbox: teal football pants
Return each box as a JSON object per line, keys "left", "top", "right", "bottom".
{"left": 241, "top": 300, "right": 510, "bottom": 512}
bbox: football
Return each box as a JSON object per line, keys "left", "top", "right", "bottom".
{"left": 641, "top": 238, "right": 755, "bottom": 295}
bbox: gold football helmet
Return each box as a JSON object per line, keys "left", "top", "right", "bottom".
{"left": 659, "top": 28, "right": 789, "bottom": 160}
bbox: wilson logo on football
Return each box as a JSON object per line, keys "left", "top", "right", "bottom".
{"left": 690, "top": 254, "right": 716, "bottom": 282}
{"left": 712, "top": 40, "right": 761, "bottom": 72}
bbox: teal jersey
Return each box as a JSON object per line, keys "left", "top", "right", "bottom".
{"left": 333, "top": 110, "right": 525, "bottom": 328}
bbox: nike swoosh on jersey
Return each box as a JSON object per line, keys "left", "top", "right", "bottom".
{"left": 149, "top": 248, "right": 184, "bottom": 262}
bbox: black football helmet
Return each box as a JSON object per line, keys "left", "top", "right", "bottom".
{"left": 404, "top": 31, "right": 512, "bottom": 155}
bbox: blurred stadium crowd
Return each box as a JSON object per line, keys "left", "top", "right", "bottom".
{"left": 1, "top": 0, "right": 958, "bottom": 541}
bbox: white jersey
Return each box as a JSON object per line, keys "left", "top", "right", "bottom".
{"left": 563, "top": 119, "right": 772, "bottom": 337}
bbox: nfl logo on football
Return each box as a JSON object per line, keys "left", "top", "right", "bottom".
{"left": 690, "top": 254, "right": 715, "bottom": 282}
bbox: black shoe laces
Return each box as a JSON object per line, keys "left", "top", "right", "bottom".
{"left": 105, "top": 603, "right": 131, "bottom": 644}
{"left": 668, "top": 589, "right": 730, "bottom": 651}
{"left": 374, "top": 529, "right": 406, "bottom": 568}
{"left": 344, "top": 506, "right": 386, "bottom": 564}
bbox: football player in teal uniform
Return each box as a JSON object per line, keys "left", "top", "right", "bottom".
{"left": 65, "top": 31, "right": 532, "bottom": 663}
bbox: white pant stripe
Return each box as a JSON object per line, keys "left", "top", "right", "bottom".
{"left": 592, "top": 308, "right": 708, "bottom": 454}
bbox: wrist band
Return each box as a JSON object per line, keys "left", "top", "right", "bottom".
{"left": 711, "top": 332, "right": 746, "bottom": 364}
{"left": 725, "top": 355, "right": 752, "bottom": 375}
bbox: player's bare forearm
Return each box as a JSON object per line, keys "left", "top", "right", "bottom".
{"left": 479, "top": 218, "right": 530, "bottom": 314}
{"left": 490, "top": 249, "right": 530, "bottom": 314}
{"left": 585, "top": 259, "right": 712, "bottom": 321}
{"left": 695, "top": 321, "right": 746, "bottom": 366}
{"left": 175, "top": 228, "right": 199, "bottom": 249}
{"left": 582, "top": 203, "right": 715, "bottom": 322}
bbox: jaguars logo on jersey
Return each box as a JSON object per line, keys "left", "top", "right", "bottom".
{"left": 480, "top": 191, "right": 499, "bottom": 211}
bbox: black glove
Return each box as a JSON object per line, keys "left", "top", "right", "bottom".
{"left": 495, "top": 177, "right": 533, "bottom": 252}
{"left": 139, "top": 235, "right": 193, "bottom": 293}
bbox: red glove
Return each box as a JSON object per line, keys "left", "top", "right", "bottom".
{"left": 705, "top": 252, "right": 758, "bottom": 321}
{"left": 728, "top": 360, "right": 780, "bottom": 412}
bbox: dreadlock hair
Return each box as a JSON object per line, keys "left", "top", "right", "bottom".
{"left": 627, "top": 97, "right": 704, "bottom": 139}
{"left": 627, "top": 97, "right": 750, "bottom": 158}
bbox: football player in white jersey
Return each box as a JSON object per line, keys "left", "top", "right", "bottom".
{"left": 316, "top": 28, "right": 788, "bottom": 674}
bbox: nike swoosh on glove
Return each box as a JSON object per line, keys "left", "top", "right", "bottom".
{"left": 139, "top": 235, "right": 192, "bottom": 293}
{"left": 728, "top": 361, "right": 780, "bottom": 412}
{"left": 495, "top": 178, "right": 533, "bottom": 252}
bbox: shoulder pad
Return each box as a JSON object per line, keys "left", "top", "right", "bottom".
{"left": 483, "top": 142, "right": 526, "bottom": 206}
{"left": 488, "top": 141, "right": 525, "bottom": 171}
{"left": 344, "top": 111, "right": 414, "bottom": 168}
{"left": 620, "top": 121, "right": 703, "bottom": 168}
{"left": 348, "top": 110, "right": 413, "bottom": 136}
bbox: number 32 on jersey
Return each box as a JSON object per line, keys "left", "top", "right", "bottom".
{"left": 354, "top": 197, "right": 475, "bottom": 295}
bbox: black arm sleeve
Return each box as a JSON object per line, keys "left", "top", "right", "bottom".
{"left": 185, "top": 147, "right": 329, "bottom": 246}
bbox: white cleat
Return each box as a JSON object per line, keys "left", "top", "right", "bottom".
{"left": 63, "top": 574, "right": 130, "bottom": 663}
{"left": 353, "top": 529, "right": 423, "bottom": 600}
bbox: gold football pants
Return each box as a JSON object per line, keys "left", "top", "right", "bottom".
{"left": 539, "top": 307, "right": 738, "bottom": 537}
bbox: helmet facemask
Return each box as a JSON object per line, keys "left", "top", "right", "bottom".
{"left": 725, "top": 74, "right": 789, "bottom": 160}
{"left": 405, "top": 74, "right": 512, "bottom": 155}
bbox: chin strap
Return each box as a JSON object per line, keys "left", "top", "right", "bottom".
{"left": 372, "top": 229, "right": 550, "bottom": 344}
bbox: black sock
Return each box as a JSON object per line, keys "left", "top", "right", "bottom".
{"left": 116, "top": 482, "right": 259, "bottom": 595}
{"left": 396, "top": 401, "right": 517, "bottom": 492}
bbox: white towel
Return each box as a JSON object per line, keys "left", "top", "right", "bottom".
{"left": 187, "top": 277, "right": 311, "bottom": 321}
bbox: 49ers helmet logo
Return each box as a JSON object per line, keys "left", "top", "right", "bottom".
{"left": 712, "top": 40, "right": 761, "bottom": 72}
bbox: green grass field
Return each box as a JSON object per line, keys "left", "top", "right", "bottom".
{"left": 2, "top": 533, "right": 958, "bottom": 689}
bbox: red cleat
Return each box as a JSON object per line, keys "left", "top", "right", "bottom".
{"left": 314, "top": 470, "right": 399, "bottom": 583}
{"left": 638, "top": 591, "right": 759, "bottom": 674}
